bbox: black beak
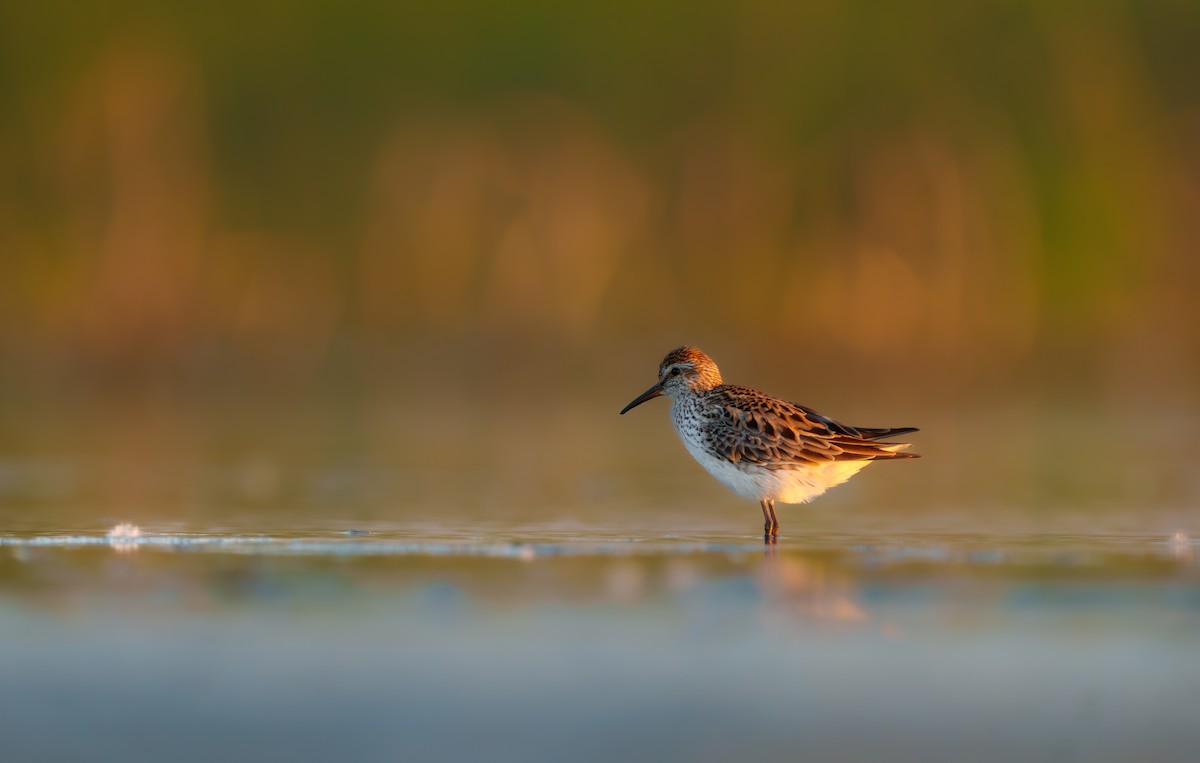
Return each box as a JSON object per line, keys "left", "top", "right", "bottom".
{"left": 620, "top": 381, "right": 663, "bottom": 414}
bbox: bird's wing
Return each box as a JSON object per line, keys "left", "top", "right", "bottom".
{"left": 701, "top": 386, "right": 919, "bottom": 469}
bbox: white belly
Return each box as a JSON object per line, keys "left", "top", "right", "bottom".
{"left": 681, "top": 438, "right": 868, "bottom": 503}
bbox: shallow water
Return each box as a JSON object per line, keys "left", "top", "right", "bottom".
{"left": 1, "top": 390, "right": 1198, "bottom": 761}
{"left": 2, "top": 519, "right": 1198, "bottom": 763}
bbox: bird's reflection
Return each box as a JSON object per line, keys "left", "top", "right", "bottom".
{"left": 758, "top": 546, "right": 870, "bottom": 626}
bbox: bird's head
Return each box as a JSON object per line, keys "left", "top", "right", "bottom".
{"left": 620, "top": 346, "right": 723, "bottom": 414}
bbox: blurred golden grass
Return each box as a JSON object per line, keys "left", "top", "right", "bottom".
{"left": 0, "top": 1, "right": 1197, "bottom": 406}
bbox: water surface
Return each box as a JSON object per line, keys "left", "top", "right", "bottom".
{"left": 1, "top": 393, "right": 1197, "bottom": 762}
{"left": 2, "top": 518, "right": 1197, "bottom": 763}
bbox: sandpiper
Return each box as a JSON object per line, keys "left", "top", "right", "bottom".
{"left": 620, "top": 346, "right": 918, "bottom": 539}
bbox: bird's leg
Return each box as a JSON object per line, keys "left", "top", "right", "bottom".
{"left": 760, "top": 499, "right": 773, "bottom": 539}
{"left": 767, "top": 499, "right": 779, "bottom": 537}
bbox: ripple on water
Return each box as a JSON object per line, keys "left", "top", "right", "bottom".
{"left": 0, "top": 523, "right": 1195, "bottom": 567}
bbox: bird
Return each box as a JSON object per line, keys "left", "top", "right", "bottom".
{"left": 619, "top": 346, "right": 918, "bottom": 539}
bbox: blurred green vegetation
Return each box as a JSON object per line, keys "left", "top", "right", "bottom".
{"left": 1, "top": 0, "right": 1199, "bottom": 396}
{"left": 1, "top": 1, "right": 1199, "bottom": 521}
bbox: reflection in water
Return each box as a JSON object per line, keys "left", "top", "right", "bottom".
{"left": 759, "top": 548, "right": 869, "bottom": 626}
{"left": 1, "top": 528, "right": 1194, "bottom": 613}
{"left": 1170, "top": 530, "right": 1193, "bottom": 562}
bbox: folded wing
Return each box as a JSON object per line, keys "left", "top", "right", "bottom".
{"left": 701, "top": 386, "right": 919, "bottom": 469}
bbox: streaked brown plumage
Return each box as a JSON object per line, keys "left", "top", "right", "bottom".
{"left": 620, "top": 346, "right": 918, "bottom": 539}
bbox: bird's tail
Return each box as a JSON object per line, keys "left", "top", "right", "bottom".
{"left": 877, "top": 442, "right": 919, "bottom": 458}
{"left": 855, "top": 426, "right": 919, "bottom": 440}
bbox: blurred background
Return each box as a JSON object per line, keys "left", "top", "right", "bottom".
{"left": 1, "top": 0, "right": 1198, "bottom": 529}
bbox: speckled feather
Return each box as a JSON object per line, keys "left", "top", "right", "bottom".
{"left": 625, "top": 346, "right": 919, "bottom": 511}
{"left": 689, "top": 384, "right": 918, "bottom": 470}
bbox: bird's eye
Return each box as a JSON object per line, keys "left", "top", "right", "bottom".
{"left": 669, "top": 367, "right": 681, "bottom": 376}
